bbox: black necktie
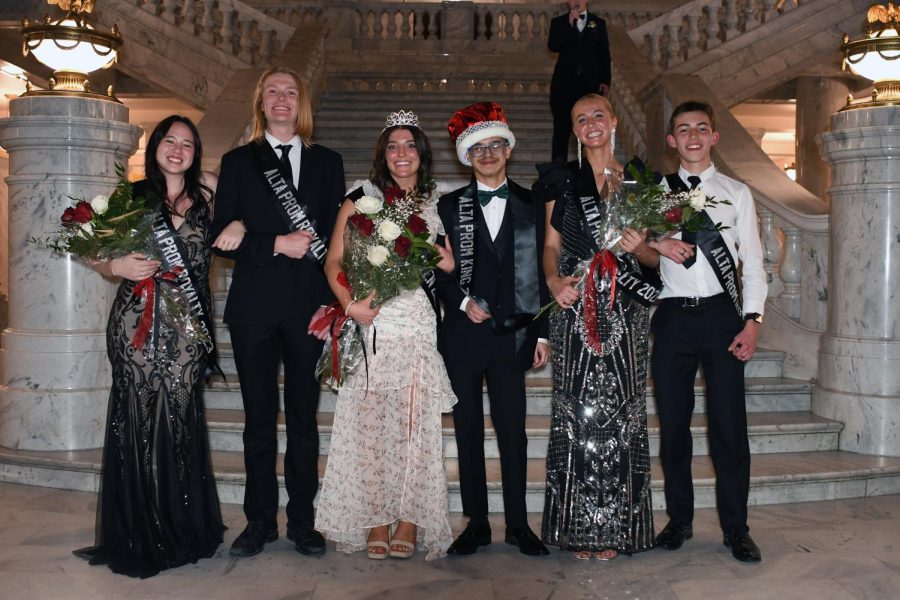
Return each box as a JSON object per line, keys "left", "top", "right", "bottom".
{"left": 277, "top": 144, "right": 293, "bottom": 185}
{"left": 477, "top": 183, "right": 509, "bottom": 207}
{"left": 681, "top": 176, "right": 702, "bottom": 268}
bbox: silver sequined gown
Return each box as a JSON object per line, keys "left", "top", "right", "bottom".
{"left": 541, "top": 162, "right": 655, "bottom": 554}
{"left": 75, "top": 189, "right": 224, "bottom": 578}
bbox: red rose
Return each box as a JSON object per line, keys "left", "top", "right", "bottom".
{"left": 337, "top": 271, "right": 350, "bottom": 290}
{"left": 406, "top": 214, "right": 427, "bottom": 235}
{"left": 383, "top": 186, "right": 404, "bottom": 206}
{"left": 394, "top": 235, "right": 411, "bottom": 257}
{"left": 61, "top": 201, "right": 94, "bottom": 226}
{"left": 348, "top": 213, "right": 374, "bottom": 237}
{"left": 664, "top": 206, "right": 683, "bottom": 225}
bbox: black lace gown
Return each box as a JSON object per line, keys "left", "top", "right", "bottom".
{"left": 538, "top": 161, "right": 655, "bottom": 554}
{"left": 75, "top": 194, "right": 224, "bottom": 578}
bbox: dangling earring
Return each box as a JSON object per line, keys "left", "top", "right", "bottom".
{"left": 610, "top": 127, "right": 616, "bottom": 155}
{"left": 577, "top": 137, "right": 583, "bottom": 169}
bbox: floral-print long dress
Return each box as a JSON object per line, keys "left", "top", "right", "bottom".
{"left": 315, "top": 179, "right": 457, "bottom": 561}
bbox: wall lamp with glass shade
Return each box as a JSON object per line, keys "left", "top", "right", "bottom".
{"left": 841, "top": 2, "right": 900, "bottom": 110}
{"left": 21, "top": 0, "right": 121, "bottom": 101}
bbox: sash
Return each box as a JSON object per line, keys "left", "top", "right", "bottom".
{"left": 665, "top": 173, "right": 741, "bottom": 315}
{"left": 576, "top": 192, "right": 661, "bottom": 307}
{"left": 252, "top": 142, "right": 328, "bottom": 266}
{"left": 149, "top": 211, "right": 217, "bottom": 355}
{"left": 452, "top": 187, "right": 478, "bottom": 296}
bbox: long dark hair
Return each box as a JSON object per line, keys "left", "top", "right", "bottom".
{"left": 143, "top": 115, "right": 212, "bottom": 220}
{"left": 370, "top": 125, "right": 435, "bottom": 195}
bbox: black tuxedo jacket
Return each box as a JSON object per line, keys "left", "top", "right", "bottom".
{"left": 211, "top": 140, "right": 345, "bottom": 326}
{"left": 436, "top": 178, "right": 549, "bottom": 372}
{"left": 548, "top": 12, "right": 611, "bottom": 101}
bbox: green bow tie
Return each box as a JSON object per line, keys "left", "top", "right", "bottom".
{"left": 477, "top": 183, "right": 509, "bottom": 207}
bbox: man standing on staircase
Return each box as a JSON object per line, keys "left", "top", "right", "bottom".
{"left": 212, "top": 66, "right": 345, "bottom": 558}
{"left": 648, "top": 100, "right": 766, "bottom": 563}
{"left": 548, "top": 0, "right": 611, "bottom": 161}
{"left": 437, "top": 102, "right": 550, "bottom": 557}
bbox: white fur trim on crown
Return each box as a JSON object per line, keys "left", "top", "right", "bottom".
{"left": 455, "top": 121, "right": 516, "bottom": 166}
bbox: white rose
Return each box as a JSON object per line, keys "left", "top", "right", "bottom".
{"left": 89, "top": 194, "right": 109, "bottom": 214}
{"left": 377, "top": 219, "right": 402, "bottom": 242}
{"left": 79, "top": 221, "right": 94, "bottom": 237}
{"left": 356, "top": 195, "right": 383, "bottom": 214}
{"left": 688, "top": 189, "right": 706, "bottom": 211}
{"left": 366, "top": 244, "right": 390, "bottom": 267}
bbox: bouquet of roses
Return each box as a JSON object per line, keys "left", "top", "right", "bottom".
{"left": 31, "top": 164, "right": 210, "bottom": 352}
{"left": 30, "top": 164, "right": 158, "bottom": 260}
{"left": 315, "top": 185, "right": 440, "bottom": 388}
{"left": 613, "top": 164, "right": 732, "bottom": 239}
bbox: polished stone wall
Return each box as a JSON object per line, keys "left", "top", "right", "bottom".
{"left": 0, "top": 96, "right": 141, "bottom": 450}
{"left": 816, "top": 105, "right": 900, "bottom": 456}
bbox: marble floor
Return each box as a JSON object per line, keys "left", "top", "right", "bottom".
{"left": 1, "top": 482, "right": 898, "bottom": 600}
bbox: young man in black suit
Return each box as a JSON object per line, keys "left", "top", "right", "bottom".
{"left": 437, "top": 102, "right": 550, "bottom": 556}
{"left": 211, "top": 66, "right": 345, "bottom": 558}
{"left": 548, "top": 0, "right": 612, "bottom": 161}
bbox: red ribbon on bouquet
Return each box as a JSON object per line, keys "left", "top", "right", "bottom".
{"left": 309, "top": 302, "right": 349, "bottom": 382}
{"left": 582, "top": 249, "right": 618, "bottom": 354}
{"left": 130, "top": 267, "right": 184, "bottom": 349}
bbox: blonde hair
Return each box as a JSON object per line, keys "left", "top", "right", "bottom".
{"left": 249, "top": 66, "right": 314, "bottom": 145}
{"left": 571, "top": 93, "right": 616, "bottom": 122}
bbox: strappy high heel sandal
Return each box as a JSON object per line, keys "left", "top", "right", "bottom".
{"left": 389, "top": 521, "right": 417, "bottom": 559}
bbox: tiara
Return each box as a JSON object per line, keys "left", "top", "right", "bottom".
{"left": 384, "top": 110, "right": 420, "bottom": 131}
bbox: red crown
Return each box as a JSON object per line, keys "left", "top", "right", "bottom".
{"left": 447, "top": 102, "right": 508, "bottom": 142}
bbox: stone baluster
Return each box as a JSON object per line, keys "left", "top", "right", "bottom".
{"left": 685, "top": 14, "right": 701, "bottom": 58}
{"left": 199, "top": 0, "right": 216, "bottom": 44}
{"left": 757, "top": 206, "right": 783, "bottom": 295}
{"left": 386, "top": 10, "right": 398, "bottom": 40}
{"left": 724, "top": 0, "right": 739, "bottom": 40}
{"left": 374, "top": 10, "right": 384, "bottom": 40}
{"left": 704, "top": 4, "right": 721, "bottom": 49}
{"left": 218, "top": 8, "right": 236, "bottom": 54}
{"left": 664, "top": 22, "right": 680, "bottom": 68}
{"left": 400, "top": 10, "right": 412, "bottom": 40}
{"left": 777, "top": 226, "right": 802, "bottom": 318}
{"left": 414, "top": 8, "right": 425, "bottom": 39}
{"left": 161, "top": 0, "right": 178, "bottom": 23}
{"left": 762, "top": 0, "right": 778, "bottom": 22}
{"left": 505, "top": 11, "right": 515, "bottom": 42}
{"left": 238, "top": 19, "right": 254, "bottom": 63}
{"left": 743, "top": 0, "right": 760, "bottom": 32}
{"left": 647, "top": 29, "right": 661, "bottom": 68}
{"left": 143, "top": 0, "right": 161, "bottom": 16}
{"left": 181, "top": 0, "right": 196, "bottom": 34}
{"left": 261, "top": 29, "right": 278, "bottom": 64}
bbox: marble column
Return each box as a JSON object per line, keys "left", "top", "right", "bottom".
{"left": 0, "top": 96, "right": 141, "bottom": 450}
{"left": 815, "top": 105, "right": 900, "bottom": 456}
{"left": 795, "top": 76, "right": 850, "bottom": 204}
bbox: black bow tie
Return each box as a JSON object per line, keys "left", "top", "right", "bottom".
{"left": 579, "top": 13, "right": 586, "bottom": 20}
{"left": 477, "top": 184, "right": 509, "bottom": 207}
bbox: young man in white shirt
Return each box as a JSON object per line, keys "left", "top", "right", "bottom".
{"left": 648, "top": 100, "right": 766, "bottom": 563}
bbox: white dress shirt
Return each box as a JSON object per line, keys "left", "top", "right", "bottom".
{"left": 477, "top": 179, "right": 509, "bottom": 241}
{"left": 265, "top": 131, "right": 302, "bottom": 190}
{"left": 658, "top": 163, "right": 767, "bottom": 315}
{"left": 576, "top": 11, "right": 587, "bottom": 32}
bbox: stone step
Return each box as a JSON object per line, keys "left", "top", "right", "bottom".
{"left": 204, "top": 332, "right": 785, "bottom": 380}
{"left": 203, "top": 376, "right": 812, "bottom": 415}
{"left": 2, "top": 446, "right": 896, "bottom": 512}
{"left": 204, "top": 409, "right": 842, "bottom": 458}
{"left": 317, "top": 91, "right": 552, "bottom": 105}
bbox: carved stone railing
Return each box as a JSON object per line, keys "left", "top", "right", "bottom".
{"left": 628, "top": 0, "right": 803, "bottom": 70}
{"left": 122, "top": 0, "right": 294, "bottom": 66}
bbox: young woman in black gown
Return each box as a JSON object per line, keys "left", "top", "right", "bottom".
{"left": 74, "top": 116, "right": 229, "bottom": 577}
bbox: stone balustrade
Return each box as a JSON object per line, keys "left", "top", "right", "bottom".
{"left": 124, "top": 0, "right": 294, "bottom": 66}
{"left": 629, "top": 0, "right": 801, "bottom": 70}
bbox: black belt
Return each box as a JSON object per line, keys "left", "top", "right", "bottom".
{"left": 662, "top": 293, "right": 729, "bottom": 310}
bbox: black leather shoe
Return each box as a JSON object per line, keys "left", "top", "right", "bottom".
{"left": 230, "top": 521, "right": 278, "bottom": 557}
{"left": 724, "top": 532, "right": 762, "bottom": 563}
{"left": 287, "top": 526, "right": 327, "bottom": 556}
{"left": 505, "top": 526, "right": 550, "bottom": 556}
{"left": 656, "top": 520, "right": 693, "bottom": 550}
{"left": 447, "top": 519, "right": 492, "bottom": 555}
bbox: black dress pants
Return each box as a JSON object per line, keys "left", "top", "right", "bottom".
{"left": 550, "top": 75, "right": 596, "bottom": 162}
{"left": 650, "top": 300, "right": 751, "bottom": 536}
{"left": 447, "top": 358, "right": 528, "bottom": 528}
{"left": 229, "top": 314, "right": 324, "bottom": 529}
